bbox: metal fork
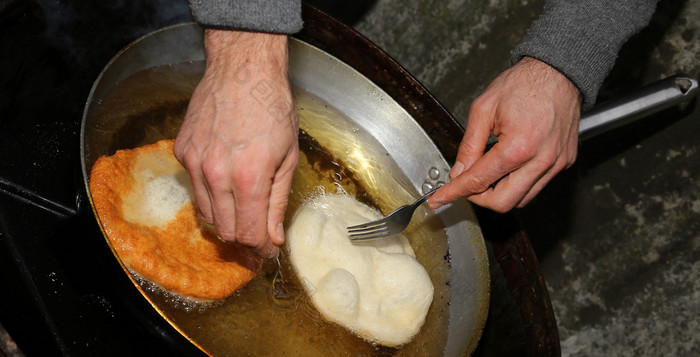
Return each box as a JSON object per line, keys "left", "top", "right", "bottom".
{"left": 347, "top": 187, "right": 439, "bottom": 241}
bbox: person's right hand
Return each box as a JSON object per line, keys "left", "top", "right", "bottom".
{"left": 429, "top": 57, "right": 581, "bottom": 213}
{"left": 174, "top": 29, "right": 299, "bottom": 259}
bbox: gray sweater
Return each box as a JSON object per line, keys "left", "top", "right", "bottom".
{"left": 188, "top": 0, "right": 303, "bottom": 33}
{"left": 188, "top": 0, "right": 658, "bottom": 110}
{"left": 512, "top": 0, "right": 659, "bottom": 110}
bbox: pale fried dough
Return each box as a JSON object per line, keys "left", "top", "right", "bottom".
{"left": 89, "top": 139, "right": 261, "bottom": 300}
{"left": 287, "top": 192, "right": 434, "bottom": 346}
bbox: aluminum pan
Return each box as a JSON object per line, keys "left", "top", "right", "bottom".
{"left": 80, "top": 23, "right": 489, "bottom": 356}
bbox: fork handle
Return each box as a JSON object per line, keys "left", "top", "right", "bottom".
{"left": 413, "top": 187, "right": 440, "bottom": 208}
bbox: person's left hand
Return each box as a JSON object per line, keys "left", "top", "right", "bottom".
{"left": 429, "top": 57, "right": 581, "bottom": 213}
{"left": 174, "top": 30, "right": 298, "bottom": 258}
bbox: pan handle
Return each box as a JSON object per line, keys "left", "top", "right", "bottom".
{"left": 579, "top": 74, "right": 698, "bottom": 140}
{"left": 484, "top": 74, "right": 698, "bottom": 147}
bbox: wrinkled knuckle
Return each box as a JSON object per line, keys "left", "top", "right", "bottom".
{"left": 216, "top": 228, "right": 237, "bottom": 242}
{"left": 172, "top": 141, "right": 185, "bottom": 160}
{"left": 231, "top": 169, "right": 259, "bottom": 189}
{"left": 172, "top": 141, "right": 188, "bottom": 162}
{"left": 465, "top": 175, "right": 491, "bottom": 193}
{"left": 504, "top": 139, "right": 537, "bottom": 163}
{"left": 180, "top": 149, "right": 201, "bottom": 168}
{"left": 235, "top": 232, "right": 262, "bottom": 249}
{"left": 199, "top": 213, "right": 214, "bottom": 224}
{"left": 201, "top": 159, "right": 227, "bottom": 184}
{"left": 537, "top": 152, "right": 558, "bottom": 171}
{"left": 470, "top": 96, "right": 493, "bottom": 117}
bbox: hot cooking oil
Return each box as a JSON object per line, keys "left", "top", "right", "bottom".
{"left": 87, "top": 62, "right": 451, "bottom": 356}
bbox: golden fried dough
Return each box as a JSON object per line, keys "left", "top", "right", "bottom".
{"left": 89, "top": 139, "right": 261, "bottom": 300}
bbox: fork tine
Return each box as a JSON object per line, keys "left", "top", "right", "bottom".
{"left": 348, "top": 225, "right": 389, "bottom": 237}
{"left": 346, "top": 218, "right": 388, "bottom": 230}
{"left": 348, "top": 227, "right": 392, "bottom": 241}
{"left": 347, "top": 223, "right": 387, "bottom": 233}
{"left": 350, "top": 233, "right": 390, "bottom": 241}
{"left": 346, "top": 187, "right": 439, "bottom": 242}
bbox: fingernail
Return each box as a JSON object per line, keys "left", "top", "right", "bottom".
{"left": 428, "top": 197, "right": 443, "bottom": 210}
{"left": 276, "top": 222, "right": 285, "bottom": 244}
{"left": 450, "top": 161, "right": 465, "bottom": 179}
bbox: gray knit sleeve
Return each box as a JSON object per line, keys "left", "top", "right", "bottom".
{"left": 512, "top": 0, "right": 658, "bottom": 110}
{"left": 188, "top": 0, "right": 303, "bottom": 34}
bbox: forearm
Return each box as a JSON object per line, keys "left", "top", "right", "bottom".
{"left": 512, "top": 0, "right": 659, "bottom": 110}
{"left": 203, "top": 29, "right": 289, "bottom": 77}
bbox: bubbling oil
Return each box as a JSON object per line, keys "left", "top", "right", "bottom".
{"left": 87, "top": 62, "right": 451, "bottom": 356}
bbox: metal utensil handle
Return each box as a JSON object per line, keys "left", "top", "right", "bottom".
{"left": 412, "top": 187, "right": 439, "bottom": 208}
{"left": 579, "top": 75, "right": 698, "bottom": 140}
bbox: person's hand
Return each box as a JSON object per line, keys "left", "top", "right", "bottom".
{"left": 429, "top": 57, "right": 581, "bottom": 213}
{"left": 174, "top": 29, "right": 299, "bottom": 258}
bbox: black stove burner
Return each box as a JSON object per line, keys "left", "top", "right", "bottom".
{"left": 0, "top": 0, "right": 202, "bottom": 355}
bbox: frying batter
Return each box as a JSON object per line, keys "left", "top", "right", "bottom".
{"left": 89, "top": 139, "right": 262, "bottom": 301}
{"left": 286, "top": 190, "right": 434, "bottom": 347}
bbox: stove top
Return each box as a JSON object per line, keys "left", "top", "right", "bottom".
{"left": 0, "top": 0, "right": 203, "bottom": 355}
